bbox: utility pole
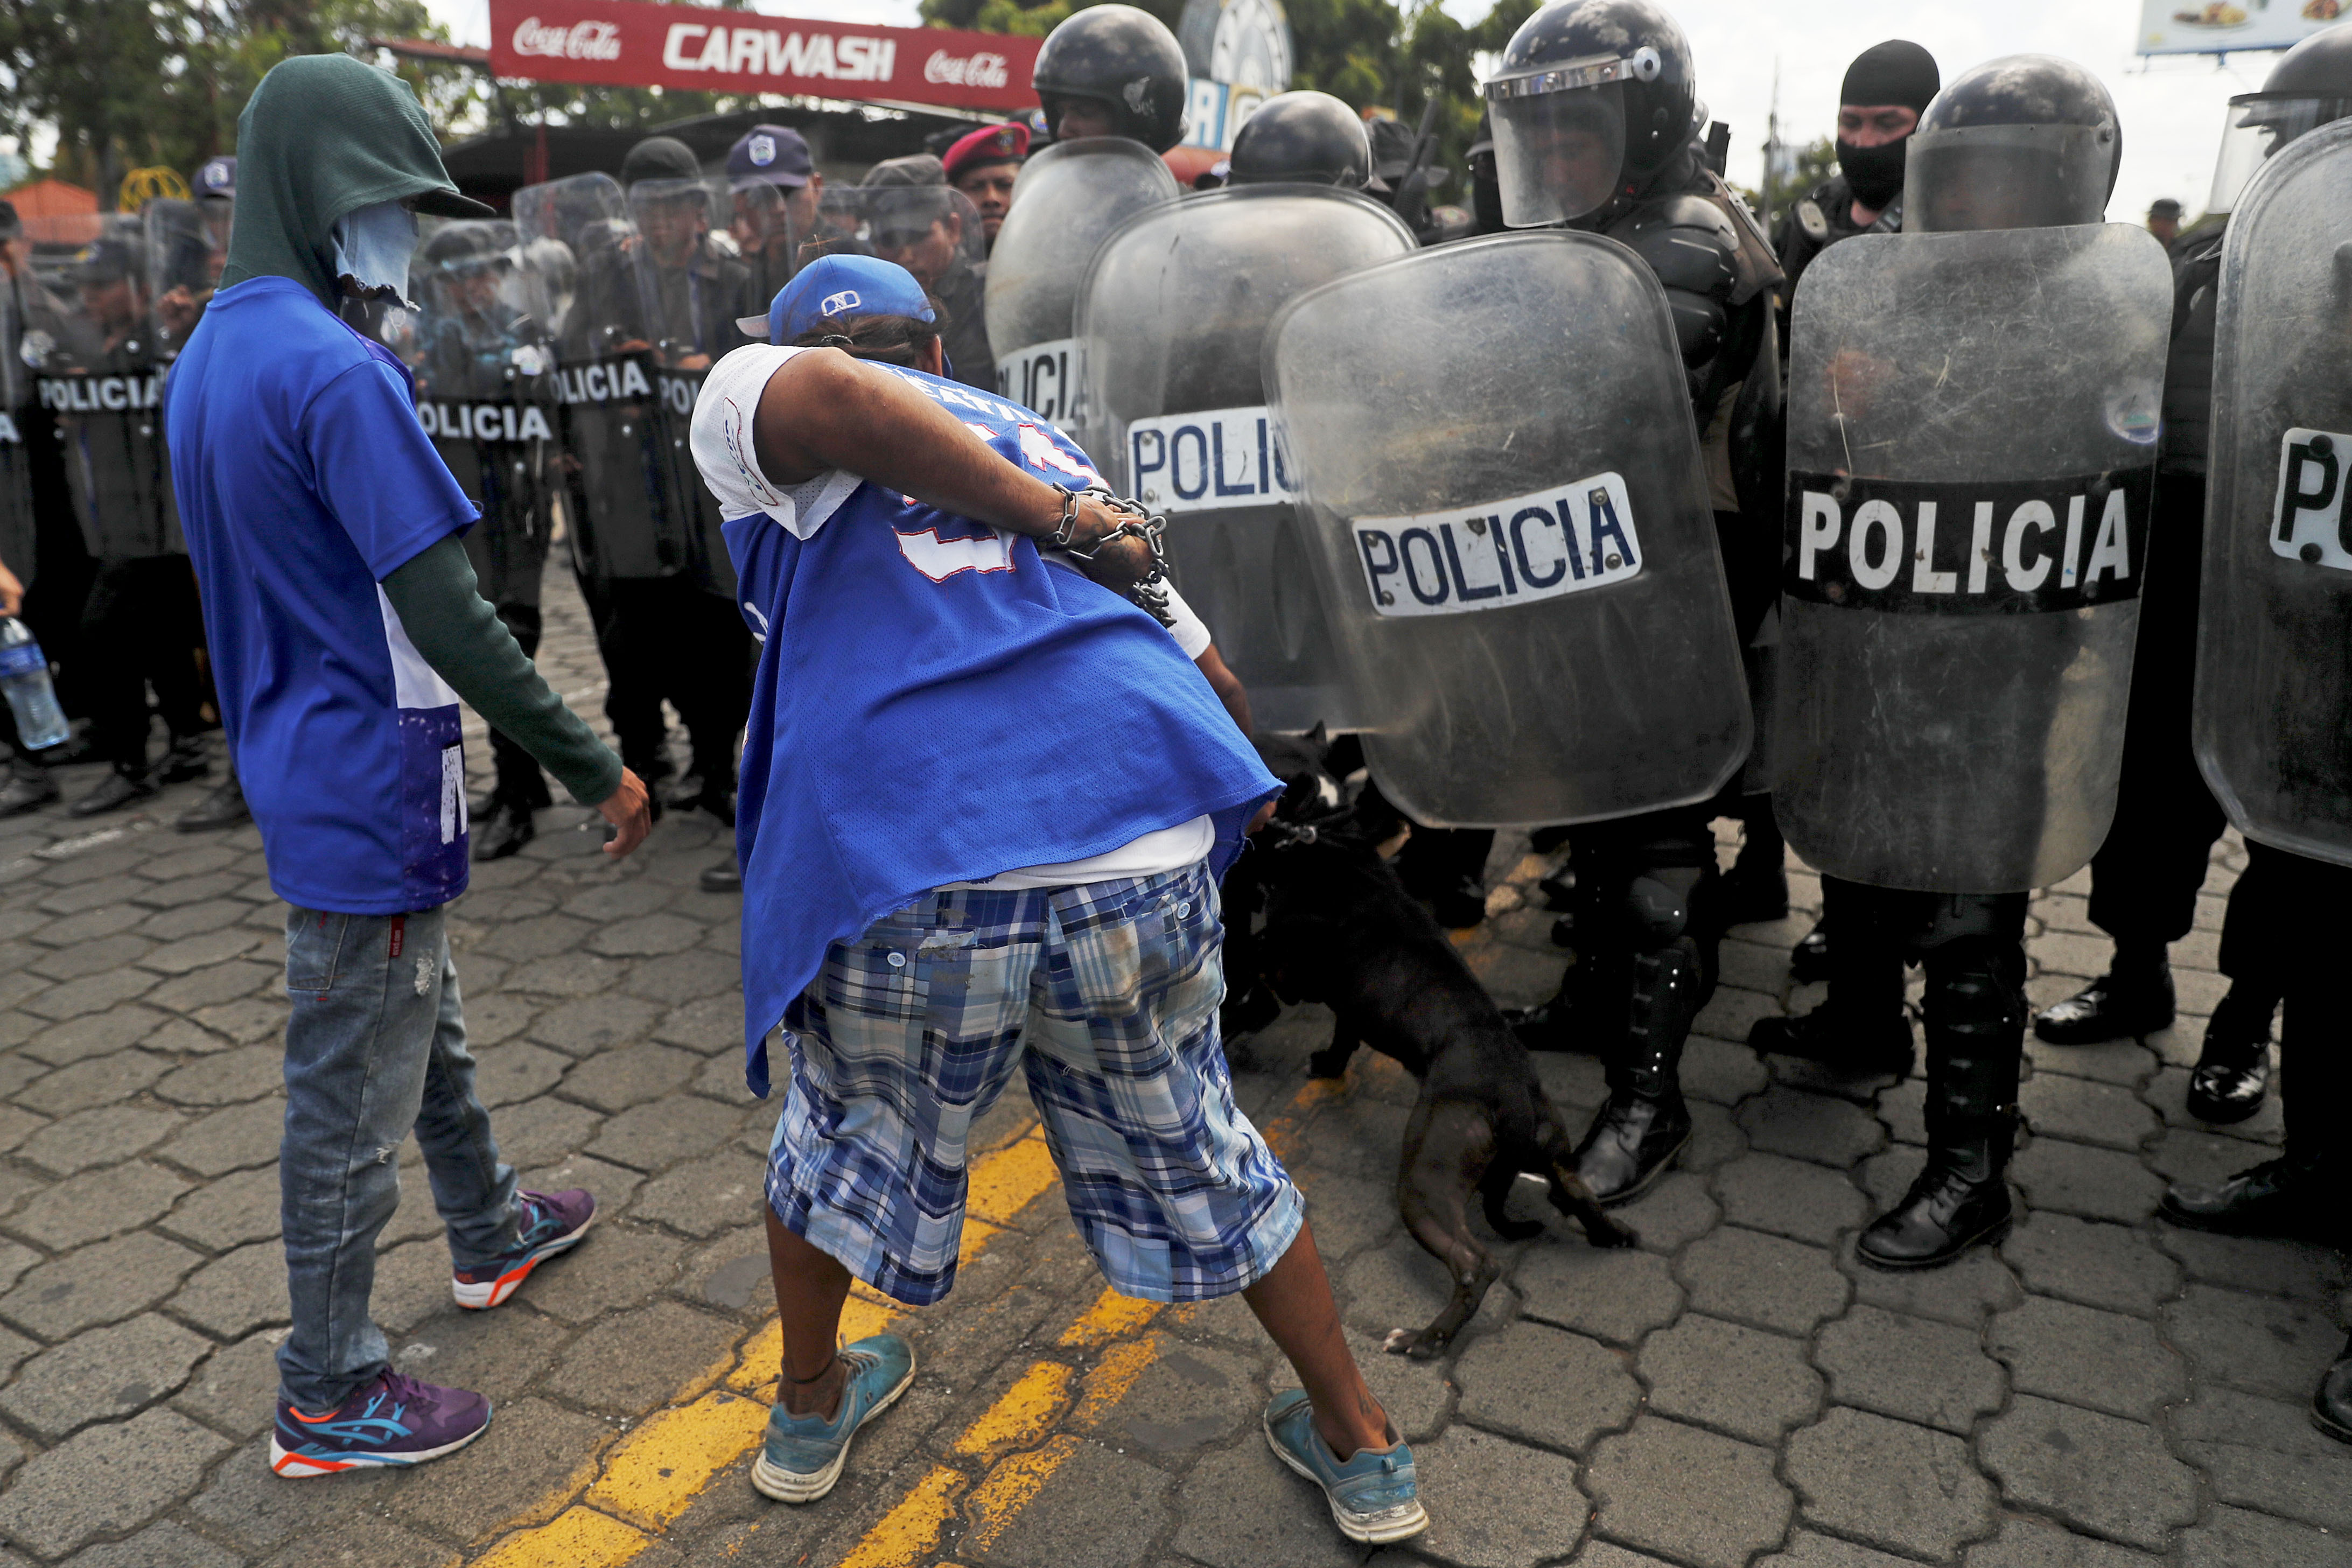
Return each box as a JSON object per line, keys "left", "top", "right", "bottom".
{"left": 1761, "top": 57, "right": 1781, "bottom": 238}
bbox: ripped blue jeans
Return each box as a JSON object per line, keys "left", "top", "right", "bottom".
{"left": 277, "top": 903, "right": 519, "bottom": 1412}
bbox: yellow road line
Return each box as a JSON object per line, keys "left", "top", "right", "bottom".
{"left": 466, "top": 1130, "right": 1058, "bottom": 1566}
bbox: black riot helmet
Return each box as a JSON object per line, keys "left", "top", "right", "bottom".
{"left": 1483, "top": 0, "right": 1703, "bottom": 227}
{"left": 1227, "top": 92, "right": 1373, "bottom": 188}
{"left": 1904, "top": 54, "right": 2120, "bottom": 233}
{"left": 1031, "top": 5, "right": 1189, "bottom": 154}
{"left": 2208, "top": 26, "right": 2352, "bottom": 214}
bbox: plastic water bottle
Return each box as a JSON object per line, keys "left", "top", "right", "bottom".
{"left": 0, "top": 618, "right": 67, "bottom": 752}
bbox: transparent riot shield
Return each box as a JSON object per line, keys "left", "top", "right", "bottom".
{"left": 1775, "top": 223, "right": 2172, "bottom": 892}
{"left": 725, "top": 177, "right": 802, "bottom": 319}
{"left": 806, "top": 185, "right": 992, "bottom": 392}
{"left": 512, "top": 174, "right": 690, "bottom": 591}
{"left": 407, "top": 219, "right": 560, "bottom": 611}
{"left": 145, "top": 194, "right": 232, "bottom": 357}
{"left": 25, "top": 217, "right": 179, "bottom": 560}
{"left": 627, "top": 175, "right": 758, "bottom": 598}
{"left": 1079, "top": 185, "right": 1416, "bottom": 733}
{"left": 2195, "top": 117, "right": 2352, "bottom": 866}
{"left": 1265, "top": 231, "right": 1750, "bottom": 827}
{"left": 0, "top": 283, "right": 37, "bottom": 584}
{"left": 985, "top": 138, "right": 1178, "bottom": 447}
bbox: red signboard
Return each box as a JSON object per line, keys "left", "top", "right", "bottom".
{"left": 486, "top": 0, "right": 1042, "bottom": 113}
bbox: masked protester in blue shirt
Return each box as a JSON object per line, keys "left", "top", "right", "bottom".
{"left": 688, "top": 255, "right": 1429, "bottom": 1545}
{"left": 164, "top": 54, "right": 653, "bottom": 1477}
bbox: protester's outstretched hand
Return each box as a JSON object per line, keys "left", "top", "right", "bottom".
{"left": 599, "top": 768, "right": 653, "bottom": 858}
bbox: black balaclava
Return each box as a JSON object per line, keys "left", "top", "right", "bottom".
{"left": 1837, "top": 39, "right": 1940, "bottom": 209}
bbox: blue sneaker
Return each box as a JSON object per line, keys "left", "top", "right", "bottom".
{"left": 269, "top": 1371, "right": 491, "bottom": 1478}
{"left": 1263, "top": 1389, "right": 1428, "bottom": 1543}
{"left": 452, "top": 1188, "right": 596, "bottom": 1309}
{"left": 751, "top": 1334, "right": 915, "bottom": 1503}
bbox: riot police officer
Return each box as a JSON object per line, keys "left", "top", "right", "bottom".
{"left": 2031, "top": 36, "right": 2352, "bottom": 1122}
{"left": 1030, "top": 4, "right": 1188, "bottom": 149}
{"left": 1751, "top": 40, "right": 1938, "bottom": 1043}
{"left": 943, "top": 120, "right": 1029, "bottom": 253}
{"left": 411, "top": 221, "right": 561, "bottom": 859}
{"left": 727, "top": 124, "right": 818, "bottom": 311}
{"left": 1772, "top": 56, "right": 2167, "bottom": 1270}
{"left": 2156, "top": 31, "right": 2352, "bottom": 1437}
{"left": 584, "top": 137, "right": 755, "bottom": 830}
{"left": 858, "top": 159, "right": 993, "bottom": 394}
{"left": 35, "top": 232, "right": 214, "bottom": 818}
{"left": 1226, "top": 92, "right": 1375, "bottom": 189}
{"left": 1774, "top": 42, "right": 1938, "bottom": 344}
{"left": 1483, "top": 0, "right": 1784, "bottom": 1204}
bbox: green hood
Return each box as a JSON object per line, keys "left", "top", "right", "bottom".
{"left": 220, "top": 52, "right": 489, "bottom": 305}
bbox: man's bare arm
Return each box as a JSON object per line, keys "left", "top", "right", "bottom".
{"left": 751, "top": 348, "right": 1133, "bottom": 554}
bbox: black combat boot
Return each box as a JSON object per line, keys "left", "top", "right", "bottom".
{"left": 2185, "top": 988, "right": 2276, "bottom": 1124}
{"left": 2033, "top": 948, "right": 2175, "bottom": 1044}
{"left": 0, "top": 754, "right": 56, "bottom": 816}
{"left": 1717, "top": 818, "right": 1788, "bottom": 926}
{"left": 155, "top": 734, "right": 211, "bottom": 785}
{"left": 1857, "top": 1020, "right": 2018, "bottom": 1270}
{"left": 176, "top": 764, "right": 250, "bottom": 832}
{"left": 68, "top": 765, "right": 155, "bottom": 818}
{"left": 1748, "top": 1002, "right": 1914, "bottom": 1079}
{"left": 2316, "top": 1336, "right": 2352, "bottom": 1446}
{"left": 2159, "top": 1149, "right": 2333, "bottom": 1238}
{"left": 699, "top": 858, "right": 742, "bottom": 894}
{"left": 1574, "top": 928, "right": 1702, "bottom": 1206}
{"left": 472, "top": 796, "right": 536, "bottom": 861}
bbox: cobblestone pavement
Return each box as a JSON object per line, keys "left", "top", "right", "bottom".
{"left": 0, "top": 570, "right": 2341, "bottom": 1568}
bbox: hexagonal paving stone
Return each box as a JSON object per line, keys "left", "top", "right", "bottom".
{"left": 1678, "top": 1227, "right": 1850, "bottom": 1335}
{"left": 2164, "top": 1284, "right": 2344, "bottom": 1402}
{"left": 0, "top": 1231, "right": 206, "bottom": 1339}
{"left": 1990, "top": 1296, "right": 2185, "bottom": 1419}
{"left": 1815, "top": 1304, "right": 2006, "bottom": 1433}
{"left": 1998, "top": 1212, "right": 2180, "bottom": 1316}
{"left": 1786, "top": 1406, "right": 1996, "bottom": 1560}
{"left": 0, "top": 1408, "right": 231, "bottom": 1559}
{"left": 0, "top": 1312, "right": 212, "bottom": 1439}
{"left": 1640, "top": 1313, "right": 1823, "bottom": 1444}
{"left": 1586, "top": 1416, "right": 1793, "bottom": 1568}
{"left": 1398, "top": 1425, "right": 1587, "bottom": 1568}
{"left": 1735, "top": 1086, "right": 1887, "bottom": 1169}
{"left": 1455, "top": 1318, "right": 1640, "bottom": 1453}
{"left": 1713, "top": 1153, "right": 1869, "bottom": 1247}
{"left": 17, "top": 1104, "right": 183, "bottom": 1178}
{"left": 1516, "top": 1240, "right": 1685, "bottom": 1347}
{"left": 8, "top": 1160, "right": 189, "bottom": 1250}
{"left": 1980, "top": 1395, "right": 2197, "bottom": 1550}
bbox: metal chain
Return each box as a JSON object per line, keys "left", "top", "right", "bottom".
{"left": 1049, "top": 486, "right": 1179, "bottom": 629}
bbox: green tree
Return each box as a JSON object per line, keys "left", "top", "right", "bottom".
{"left": 1735, "top": 133, "right": 1838, "bottom": 236}
{"left": 0, "top": 0, "right": 491, "bottom": 206}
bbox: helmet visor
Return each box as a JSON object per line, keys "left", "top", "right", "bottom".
{"left": 1903, "top": 123, "right": 2114, "bottom": 233}
{"left": 1489, "top": 78, "right": 1626, "bottom": 226}
{"left": 2208, "top": 92, "right": 2352, "bottom": 214}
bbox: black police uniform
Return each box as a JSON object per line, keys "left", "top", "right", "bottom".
{"left": 1481, "top": 0, "right": 1786, "bottom": 1206}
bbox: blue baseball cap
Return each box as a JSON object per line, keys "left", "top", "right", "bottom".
{"left": 736, "top": 254, "right": 936, "bottom": 342}
{"left": 726, "top": 124, "right": 814, "bottom": 191}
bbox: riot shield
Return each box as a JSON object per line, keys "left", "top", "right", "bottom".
{"left": 627, "top": 175, "right": 758, "bottom": 598}
{"left": 26, "top": 219, "right": 179, "bottom": 560}
{"left": 804, "top": 185, "right": 992, "bottom": 391}
{"left": 512, "top": 175, "right": 695, "bottom": 591}
{"left": 1775, "top": 223, "right": 2172, "bottom": 892}
{"left": 2195, "top": 116, "right": 2352, "bottom": 866}
{"left": 1264, "top": 231, "right": 1750, "bottom": 827}
{"left": 726, "top": 177, "right": 802, "bottom": 317}
{"left": 1078, "top": 185, "right": 1416, "bottom": 733}
{"left": 406, "top": 219, "right": 559, "bottom": 610}
{"left": 145, "top": 195, "right": 232, "bottom": 356}
{"left": 0, "top": 282, "right": 37, "bottom": 584}
{"left": 984, "top": 137, "right": 1178, "bottom": 445}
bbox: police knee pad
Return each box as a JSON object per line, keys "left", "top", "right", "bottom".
{"left": 1622, "top": 868, "right": 1705, "bottom": 947}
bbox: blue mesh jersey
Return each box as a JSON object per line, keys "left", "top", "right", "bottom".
{"left": 693, "top": 351, "right": 1282, "bottom": 1095}
{"left": 167, "top": 277, "right": 480, "bottom": 914}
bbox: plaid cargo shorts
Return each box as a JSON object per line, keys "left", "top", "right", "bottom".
{"left": 765, "top": 859, "right": 1303, "bottom": 1307}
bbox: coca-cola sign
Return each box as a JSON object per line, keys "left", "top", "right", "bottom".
{"left": 510, "top": 16, "right": 622, "bottom": 60}
{"left": 923, "top": 50, "right": 1010, "bottom": 89}
{"left": 487, "top": 0, "right": 1042, "bottom": 111}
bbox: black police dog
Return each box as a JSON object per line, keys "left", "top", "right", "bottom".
{"left": 1245, "top": 739, "right": 1636, "bottom": 1359}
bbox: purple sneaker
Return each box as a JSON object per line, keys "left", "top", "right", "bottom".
{"left": 270, "top": 1370, "right": 491, "bottom": 1478}
{"left": 453, "top": 1188, "right": 596, "bottom": 1310}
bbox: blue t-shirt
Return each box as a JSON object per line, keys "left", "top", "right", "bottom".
{"left": 166, "top": 277, "right": 480, "bottom": 914}
{"left": 692, "top": 349, "right": 1283, "bottom": 1095}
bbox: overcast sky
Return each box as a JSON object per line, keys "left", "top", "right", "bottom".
{"left": 429, "top": 0, "right": 2265, "bottom": 221}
